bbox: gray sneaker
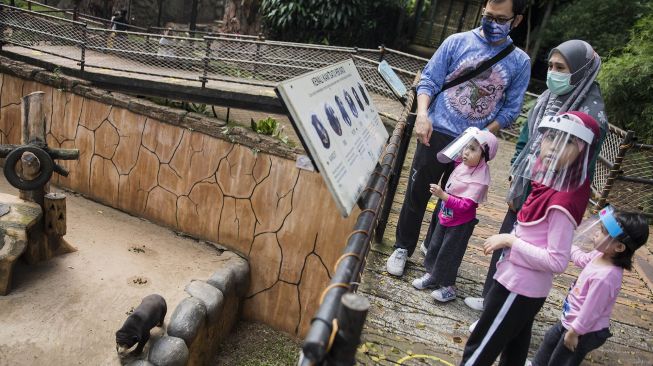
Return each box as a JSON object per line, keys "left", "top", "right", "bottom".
{"left": 386, "top": 248, "right": 408, "bottom": 276}
{"left": 431, "top": 286, "right": 457, "bottom": 302}
{"left": 412, "top": 273, "right": 437, "bottom": 290}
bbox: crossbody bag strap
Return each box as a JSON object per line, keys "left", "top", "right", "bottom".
{"left": 442, "top": 44, "right": 516, "bottom": 91}
{"left": 424, "top": 44, "right": 516, "bottom": 112}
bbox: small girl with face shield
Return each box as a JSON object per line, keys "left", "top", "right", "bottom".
{"left": 411, "top": 128, "right": 498, "bottom": 303}
{"left": 461, "top": 112, "right": 601, "bottom": 366}
{"left": 530, "top": 207, "right": 649, "bottom": 366}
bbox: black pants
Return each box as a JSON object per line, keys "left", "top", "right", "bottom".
{"left": 531, "top": 321, "right": 611, "bottom": 366}
{"left": 424, "top": 219, "right": 479, "bottom": 287}
{"left": 481, "top": 209, "right": 518, "bottom": 297}
{"left": 395, "top": 130, "right": 455, "bottom": 256}
{"left": 460, "top": 281, "right": 546, "bottom": 366}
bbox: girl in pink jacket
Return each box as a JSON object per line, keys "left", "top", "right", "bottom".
{"left": 530, "top": 207, "right": 649, "bottom": 366}
{"left": 412, "top": 128, "right": 498, "bottom": 303}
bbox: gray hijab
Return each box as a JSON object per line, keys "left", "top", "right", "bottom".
{"left": 527, "top": 40, "right": 607, "bottom": 136}
{"left": 508, "top": 40, "right": 607, "bottom": 210}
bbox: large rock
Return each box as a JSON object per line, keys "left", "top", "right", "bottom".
{"left": 148, "top": 336, "right": 189, "bottom": 366}
{"left": 207, "top": 267, "right": 234, "bottom": 295}
{"left": 184, "top": 280, "right": 224, "bottom": 322}
{"left": 231, "top": 256, "right": 251, "bottom": 297}
{"left": 207, "top": 258, "right": 250, "bottom": 297}
{"left": 167, "top": 297, "right": 207, "bottom": 346}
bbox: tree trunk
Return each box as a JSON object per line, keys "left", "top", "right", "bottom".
{"left": 525, "top": 2, "right": 532, "bottom": 53}
{"left": 529, "top": 0, "right": 554, "bottom": 65}
{"left": 221, "top": 0, "right": 261, "bottom": 35}
{"left": 189, "top": 0, "right": 199, "bottom": 31}
{"left": 157, "top": 0, "right": 164, "bottom": 27}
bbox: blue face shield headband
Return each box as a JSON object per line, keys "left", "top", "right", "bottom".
{"left": 599, "top": 206, "right": 624, "bottom": 239}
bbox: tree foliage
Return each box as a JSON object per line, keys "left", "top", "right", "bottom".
{"left": 598, "top": 12, "right": 653, "bottom": 143}
{"left": 541, "top": 0, "right": 649, "bottom": 57}
{"left": 259, "top": 0, "right": 405, "bottom": 47}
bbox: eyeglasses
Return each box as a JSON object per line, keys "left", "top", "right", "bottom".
{"left": 482, "top": 12, "right": 515, "bottom": 25}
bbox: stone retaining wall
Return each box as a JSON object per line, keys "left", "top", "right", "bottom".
{"left": 123, "top": 257, "right": 249, "bottom": 366}
{"left": 0, "top": 57, "right": 360, "bottom": 337}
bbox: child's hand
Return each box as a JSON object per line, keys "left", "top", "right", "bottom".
{"left": 483, "top": 234, "right": 516, "bottom": 255}
{"left": 564, "top": 328, "right": 579, "bottom": 352}
{"left": 429, "top": 184, "right": 444, "bottom": 198}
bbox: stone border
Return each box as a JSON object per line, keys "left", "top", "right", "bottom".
{"left": 0, "top": 56, "right": 303, "bottom": 161}
{"left": 125, "top": 255, "right": 250, "bottom": 366}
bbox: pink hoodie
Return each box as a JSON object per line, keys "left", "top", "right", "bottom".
{"left": 494, "top": 207, "right": 576, "bottom": 298}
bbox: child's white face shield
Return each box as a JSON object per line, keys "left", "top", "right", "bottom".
{"left": 509, "top": 114, "right": 594, "bottom": 193}
{"left": 437, "top": 127, "right": 486, "bottom": 163}
{"left": 573, "top": 205, "right": 625, "bottom": 252}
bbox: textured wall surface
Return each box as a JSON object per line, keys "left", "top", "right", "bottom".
{"left": 0, "top": 66, "right": 360, "bottom": 336}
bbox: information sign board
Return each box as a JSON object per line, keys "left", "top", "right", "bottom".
{"left": 276, "top": 59, "right": 389, "bottom": 217}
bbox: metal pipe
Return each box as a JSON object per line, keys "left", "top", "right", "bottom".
{"left": 79, "top": 23, "right": 86, "bottom": 71}
{"left": 615, "top": 175, "right": 653, "bottom": 186}
{"left": 0, "top": 4, "right": 86, "bottom": 26}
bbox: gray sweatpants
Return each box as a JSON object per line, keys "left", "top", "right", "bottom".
{"left": 424, "top": 218, "right": 479, "bottom": 287}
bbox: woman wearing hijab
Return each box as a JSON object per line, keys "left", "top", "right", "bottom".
{"left": 464, "top": 40, "right": 608, "bottom": 313}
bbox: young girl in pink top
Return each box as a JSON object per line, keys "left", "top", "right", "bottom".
{"left": 460, "top": 111, "right": 601, "bottom": 366}
{"left": 530, "top": 207, "right": 649, "bottom": 366}
{"left": 412, "top": 128, "right": 498, "bottom": 303}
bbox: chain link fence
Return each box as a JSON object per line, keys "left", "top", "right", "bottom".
{"left": 0, "top": 3, "right": 424, "bottom": 115}
{"left": 603, "top": 142, "right": 653, "bottom": 218}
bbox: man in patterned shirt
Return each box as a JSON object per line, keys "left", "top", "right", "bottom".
{"left": 387, "top": 0, "right": 530, "bottom": 277}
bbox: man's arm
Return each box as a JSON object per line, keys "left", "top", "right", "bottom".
{"left": 415, "top": 94, "right": 433, "bottom": 145}
{"left": 414, "top": 36, "right": 456, "bottom": 145}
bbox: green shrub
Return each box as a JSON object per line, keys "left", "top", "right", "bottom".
{"left": 598, "top": 12, "right": 653, "bottom": 143}
{"left": 542, "top": 0, "right": 649, "bottom": 57}
{"left": 260, "top": 0, "right": 405, "bottom": 47}
{"left": 250, "top": 116, "right": 295, "bottom": 146}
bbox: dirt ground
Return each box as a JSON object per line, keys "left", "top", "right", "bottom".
{"left": 0, "top": 176, "right": 244, "bottom": 366}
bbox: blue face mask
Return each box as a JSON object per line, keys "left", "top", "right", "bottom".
{"left": 546, "top": 71, "right": 575, "bottom": 95}
{"left": 481, "top": 17, "right": 512, "bottom": 43}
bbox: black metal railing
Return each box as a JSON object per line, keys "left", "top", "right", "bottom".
{"left": 0, "top": 3, "right": 427, "bottom": 102}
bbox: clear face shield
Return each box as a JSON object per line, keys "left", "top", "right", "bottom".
{"left": 437, "top": 127, "right": 489, "bottom": 164}
{"left": 509, "top": 114, "right": 594, "bottom": 193}
{"left": 573, "top": 206, "right": 625, "bottom": 252}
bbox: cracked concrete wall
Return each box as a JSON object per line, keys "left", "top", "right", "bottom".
{"left": 0, "top": 66, "right": 361, "bottom": 337}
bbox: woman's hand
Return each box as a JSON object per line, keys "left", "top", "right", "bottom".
{"left": 564, "top": 328, "right": 580, "bottom": 352}
{"left": 483, "top": 234, "right": 516, "bottom": 255}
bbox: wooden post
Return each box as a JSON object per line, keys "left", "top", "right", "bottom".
{"left": 325, "top": 293, "right": 371, "bottom": 366}
{"left": 44, "top": 193, "right": 67, "bottom": 236}
{"left": 18, "top": 92, "right": 76, "bottom": 263}
{"left": 19, "top": 92, "right": 48, "bottom": 207}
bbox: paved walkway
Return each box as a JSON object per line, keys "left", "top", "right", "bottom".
{"left": 358, "top": 137, "right": 653, "bottom": 365}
